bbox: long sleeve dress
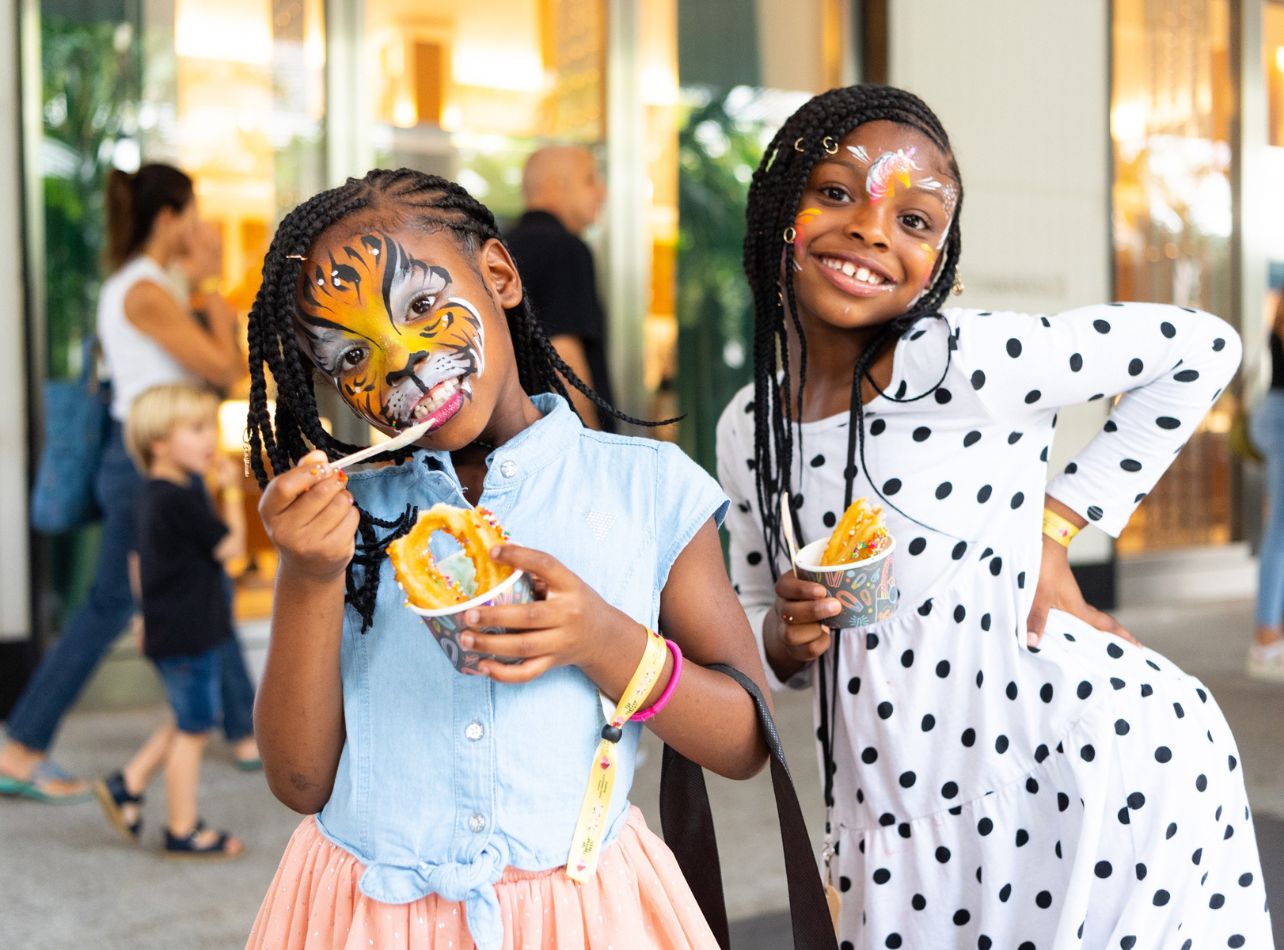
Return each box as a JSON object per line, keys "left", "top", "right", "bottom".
{"left": 717, "top": 303, "right": 1271, "bottom": 949}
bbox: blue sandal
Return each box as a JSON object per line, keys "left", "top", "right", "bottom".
{"left": 164, "top": 819, "right": 242, "bottom": 859}
{"left": 94, "top": 770, "right": 144, "bottom": 842}
{"left": 0, "top": 758, "right": 93, "bottom": 805}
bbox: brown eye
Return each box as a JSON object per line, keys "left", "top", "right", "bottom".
{"left": 410, "top": 295, "right": 436, "bottom": 316}
{"left": 341, "top": 347, "right": 366, "bottom": 368}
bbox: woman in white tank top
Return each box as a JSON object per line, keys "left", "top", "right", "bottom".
{"left": 0, "top": 163, "right": 248, "bottom": 801}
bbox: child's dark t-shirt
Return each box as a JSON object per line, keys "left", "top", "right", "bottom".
{"left": 137, "top": 478, "right": 232, "bottom": 660}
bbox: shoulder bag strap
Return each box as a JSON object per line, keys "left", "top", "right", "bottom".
{"left": 660, "top": 662, "right": 838, "bottom": 950}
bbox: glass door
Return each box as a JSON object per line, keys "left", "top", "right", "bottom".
{"left": 27, "top": 0, "right": 328, "bottom": 628}
{"left": 1111, "top": 0, "right": 1235, "bottom": 553}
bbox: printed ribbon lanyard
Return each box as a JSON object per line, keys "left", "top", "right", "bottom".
{"left": 566, "top": 627, "right": 668, "bottom": 882}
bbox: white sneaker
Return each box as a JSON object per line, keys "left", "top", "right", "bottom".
{"left": 1247, "top": 640, "right": 1284, "bottom": 681}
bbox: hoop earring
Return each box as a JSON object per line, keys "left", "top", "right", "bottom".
{"left": 782, "top": 226, "right": 796, "bottom": 245}
{"left": 793, "top": 137, "right": 806, "bottom": 153}
{"left": 952, "top": 273, "right": 965, "bottom": 296}
{"left": 822, "top": 136, "right": 838, "bottom": 155}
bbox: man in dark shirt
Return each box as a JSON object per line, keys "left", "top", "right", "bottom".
{"left": 506, "top": 145, "right": 614, "bottom": 431}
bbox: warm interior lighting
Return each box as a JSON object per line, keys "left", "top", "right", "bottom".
{"left": 219, "top": 399, "right": 258, "bottom": 453}
{"left": 175, "top": 0, "right": 272, "bottom": 65}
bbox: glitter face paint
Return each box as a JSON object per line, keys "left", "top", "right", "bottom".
{"left": 788, "top": 121, "right": 960, "bottom": 323}
{"left": 295, "top": 231, "right": 487, "bottom": 430}
{"left": 865, "top": 147, "right": 920, "bottom": 202}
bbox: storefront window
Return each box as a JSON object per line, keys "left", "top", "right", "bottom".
{"left": 360, "top": 0, "right": 605, "bottom": 223}
{"left": 1263, "top": 1, "right": 1284, "bottom": 318}
{"left": 1111, "top": 0, "right": 1235, "bottom": 553}
{"left": 30, "top": 0, "right": 327, "bottom": 627}
{"left": 671, "top": 0, "right": 856, "bottom": 474}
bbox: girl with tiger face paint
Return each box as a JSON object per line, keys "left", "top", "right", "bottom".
{"left": 295, "top": 225, "right": 501, "bottom": 440}
{"left": 244, "top": 170, "right": 770, "bottom": 950}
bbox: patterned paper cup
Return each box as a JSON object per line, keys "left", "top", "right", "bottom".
{"left": 794, "top": 537, "right": 899, "bottom": 629}
{"left": 403, "top": 564, "right": 535, "bottom": 674}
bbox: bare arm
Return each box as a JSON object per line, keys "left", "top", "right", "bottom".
{"left": 123, "top": 281, "right": 244, "bottom": 389}
{"left": 213, "top": 488, "right": 247, "bottom": 563}
{"left": 647, "top": 519, "right": 772, "bottom": 778}
{"left": 253, "top": 452, "right": 358, "bottom": 813}
{"left": 549, "top": 334, "right": 602, "bottom": 430}
{"left": 467, "top": 520, "right": 771, "bottom": 780}
{"left": 212, "top": 459, "right": 247, "bottom": 564}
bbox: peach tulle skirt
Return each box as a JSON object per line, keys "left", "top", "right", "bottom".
{"left": 246, "top": 807, "right": 719, "bottom": 949}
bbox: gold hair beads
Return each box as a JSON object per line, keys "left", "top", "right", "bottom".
{"left": 952, "top": 273, "right": 965, "bottom": 296}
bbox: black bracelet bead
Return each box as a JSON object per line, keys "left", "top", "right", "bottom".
{"left": 600, "top": 723, "right": 623, "bottom": 744}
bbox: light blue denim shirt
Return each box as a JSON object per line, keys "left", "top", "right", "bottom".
{"left": 315, "top": 394, "right": 728, "bottom": 950}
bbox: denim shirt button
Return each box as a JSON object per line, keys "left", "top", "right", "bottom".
{"left": 499, "top": 459, "right": 517, "bottom": 478}
{"left": 465, "top": 721, "right": 485, "bottom": 741}
{"left": 468, "top": 813, "right": 487, "bottom": 833}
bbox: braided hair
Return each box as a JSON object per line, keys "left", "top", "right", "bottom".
{"left": 743, "top": 85, "right": 964, "bottom": 576}
{"left": 246, "top": 168, "right": 658, "bottom": 631}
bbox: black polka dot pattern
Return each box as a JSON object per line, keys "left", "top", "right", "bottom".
{"left": 715, "top": 303, "right": 1260, "bottom": 946}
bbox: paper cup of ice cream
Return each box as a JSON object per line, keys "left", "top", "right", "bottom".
{"left": 401, "top": 551, "right": 535, "bottom": 674}
{"left": 794, "top": 537, "right": 899, "bottom": 629}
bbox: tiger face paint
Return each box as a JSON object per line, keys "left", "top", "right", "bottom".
{"left": 295, "top": 230, "right": 487, "bottom": 432}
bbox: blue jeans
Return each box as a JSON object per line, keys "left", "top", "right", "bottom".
{"left": 154, "top": 646, "right": 222, "bottom": 734}
{"left": 1252, "top": 391, "right": 1284, "bottom": 626}
{"left": 6, "top": 423, "right": 255, "bottom": 750}
{"left": 216, "top": 622, "right": 256, "bottom": 743}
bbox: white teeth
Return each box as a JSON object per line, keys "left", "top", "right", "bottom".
{"left": 409, "top": 377, "right": 461, "bottom": 421}
{"left": 820, "top": 256, "right": 888, "bottom": 286}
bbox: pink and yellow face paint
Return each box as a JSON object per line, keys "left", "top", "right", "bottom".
{"left": 791, "top": 206, "right": 824, "bottom": 269}
{"left": 845, "top": 143, "right": 958, "bottom": 217}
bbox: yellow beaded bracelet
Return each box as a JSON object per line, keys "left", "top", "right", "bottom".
{"left": 1042, "top": 508, "right": 1081, "bottom": 547}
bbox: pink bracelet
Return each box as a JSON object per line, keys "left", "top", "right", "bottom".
{"left": 631, "top": 639, "right": 683, "bottom": 722}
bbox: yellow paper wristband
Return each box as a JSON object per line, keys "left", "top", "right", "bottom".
{"left": 565, "top": 626, "right": 668, "bottom": 882}
{"left": 1042, "top": 508, "right": 1081, "bottom": 547}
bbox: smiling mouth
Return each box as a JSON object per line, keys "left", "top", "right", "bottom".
{"left": 406, "top": 375, "right": 470, "bottom": 425}
{"left": 818, "top": 255, "right": 895, "bottom": 288}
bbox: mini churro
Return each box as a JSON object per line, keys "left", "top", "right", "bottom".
{"left": 820, "top": 498, "right": 890, "bottom": 566}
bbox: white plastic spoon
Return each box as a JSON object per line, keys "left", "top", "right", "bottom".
{"left": 329, "top": 418, "right": 436, "bottom": 472}
{"left": 781, "top": 493, "right": 800, "bottom": 574}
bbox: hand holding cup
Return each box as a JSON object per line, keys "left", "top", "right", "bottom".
{"left": 765, "top": 570, "right": 840, "bottom": 673}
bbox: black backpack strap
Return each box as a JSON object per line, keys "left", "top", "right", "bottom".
{"left": 660, "top": 662, "right": 839, "bottom": 950}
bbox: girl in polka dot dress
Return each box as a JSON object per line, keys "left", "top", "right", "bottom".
{"left": 717, "top": 85, "right": 1271, "bottom": 948}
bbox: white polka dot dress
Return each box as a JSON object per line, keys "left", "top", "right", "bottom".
{"left": 717, "top": 304, "right": 1272, "bottom": 948}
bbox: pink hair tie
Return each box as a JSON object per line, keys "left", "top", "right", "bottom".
{"left": 631, "top": 639, "right": 683, "bottom": 722}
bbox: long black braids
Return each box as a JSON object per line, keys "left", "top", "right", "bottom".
{"left": 246, "top": 168, "right": 666, "bottom": 632}
{"left": 743, "top": 85, "right": 965, "bottom": 578}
